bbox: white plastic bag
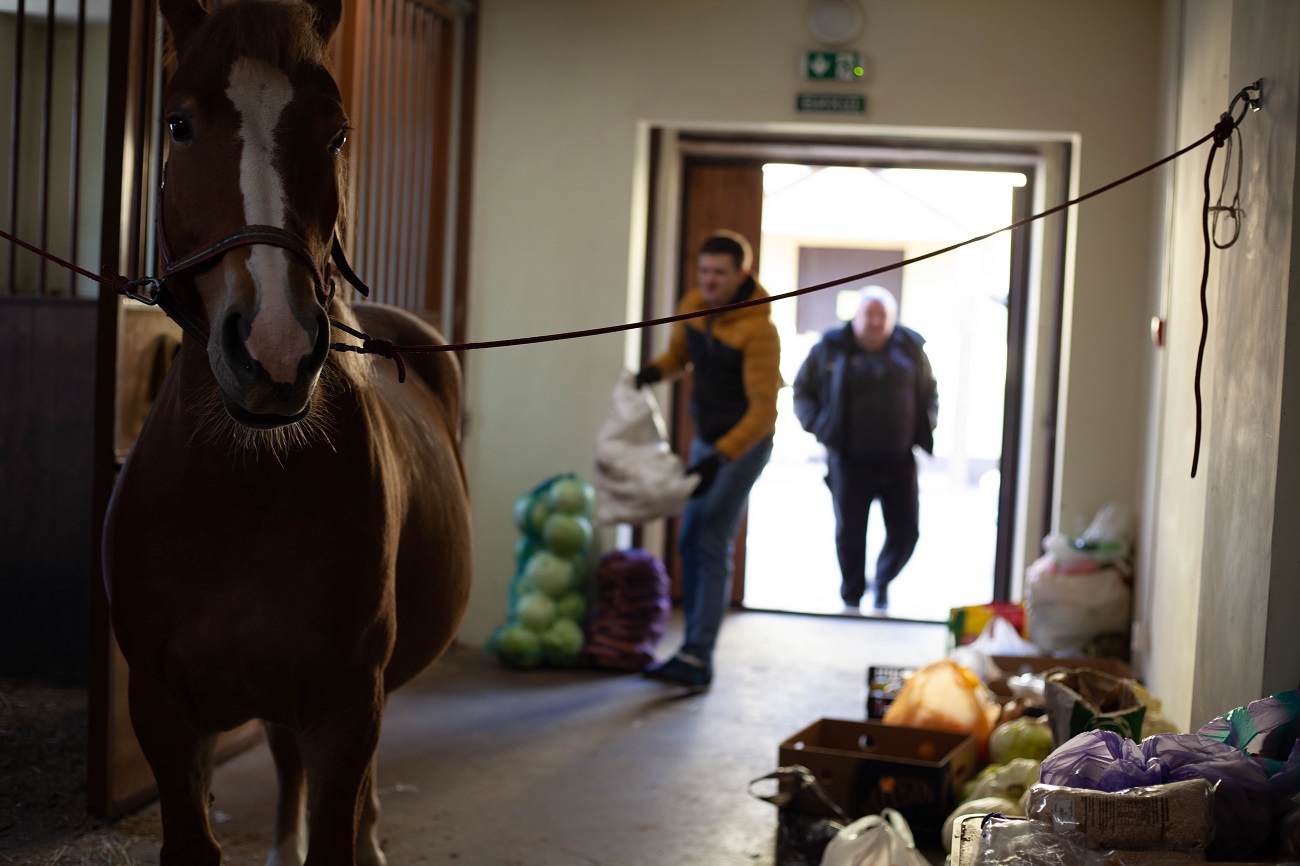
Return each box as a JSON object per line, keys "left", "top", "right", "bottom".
{"left": 591, "top": 371, "right": 698, "bottom": 525}
{"left": 949, "top": 616, "right": 1040, "bottom": 683}
{"left": 1023, "top": 558, "right": 1131, "bottom": 653}
{"left": 820, "top": 808, "right": 930, "bottom": 866}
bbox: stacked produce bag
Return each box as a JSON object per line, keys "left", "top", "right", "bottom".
{"left": 489, "top": 474, "right": 595, "bottom": 669}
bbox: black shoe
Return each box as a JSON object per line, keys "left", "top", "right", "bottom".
{"left": 644, "top": 655, "right": 713, "bottom": 692}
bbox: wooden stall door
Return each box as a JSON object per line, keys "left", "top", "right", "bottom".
{"left": 667, "top": 161, "right": 764, "bottom": 605}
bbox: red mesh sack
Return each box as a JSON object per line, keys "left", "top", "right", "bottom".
{"left": 581, "top": 549, "right": 670, "bottom": 672}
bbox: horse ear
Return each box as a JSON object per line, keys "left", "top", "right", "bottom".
{"left": 307, "top": 0, "right": 342, "bottom": 43}
{"left": 159, "top": 0, "right": 207, "bottom": 54}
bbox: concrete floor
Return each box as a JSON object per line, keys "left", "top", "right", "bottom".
{"left": 7, "top": 611, "right": 949, "bottom": 865}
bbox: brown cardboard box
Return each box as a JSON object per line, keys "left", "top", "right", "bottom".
{"left": 778, "top": 718, "right": 978, "bottom": 840}
{"left": 989, "top": 655, "right": 1135, "bottom": 699}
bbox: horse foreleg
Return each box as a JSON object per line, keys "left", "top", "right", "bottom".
{"left": 128, "top": 675, "right": 222, "bottom": 866}
{"left": 356, "top": 756, "right": 387, "bottom": 866}
{"left": 264, "top": 721, "right": 308, "bottom": 866}
{"left": 300, "top": 686, "right": 384, "bottom": 866}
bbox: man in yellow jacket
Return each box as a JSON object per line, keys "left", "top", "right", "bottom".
{"left": 634, "top": 231, "right": 781, "bottom": 690}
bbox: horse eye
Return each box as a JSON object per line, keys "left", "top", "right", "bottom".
{"left": 328, "top": 128, "right": 348, "bottom": 155}
{"left": 167, "top": 116, "right": 193, "bottom": 144}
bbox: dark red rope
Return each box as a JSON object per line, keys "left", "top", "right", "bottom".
{"left": 0, "top": 224, "right": 136, "bottom": 297}
{"left": 340, "top": 128, "right": 1219, "bottom": 358}
{"left": 1190, "top": 113, "right": 1240, "bottom": 478}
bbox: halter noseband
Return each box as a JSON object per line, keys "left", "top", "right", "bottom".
{"left": 151, "top": 183, "right": 371, "bottom": 342}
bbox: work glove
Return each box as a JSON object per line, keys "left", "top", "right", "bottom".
{"left": 687, "top": 453, "right": 724, "bottom": 499}
{"left": 633, "top": 366, "right": 663, "bottom": 389}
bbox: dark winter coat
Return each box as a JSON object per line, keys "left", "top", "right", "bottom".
{"left": 792, "top": 323, "right": 938, "bottom": 460}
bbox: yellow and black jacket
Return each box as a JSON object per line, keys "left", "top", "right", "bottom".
{"left": 647, "top": 277, "right": 781, "bottom": 461}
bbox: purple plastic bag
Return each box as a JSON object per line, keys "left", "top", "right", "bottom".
{"left": 1142, "top": 733, "right": 1273, "bottom": 857}
{"left": 1040, "top": 730, "right": 1161, "bottom": 790}
{"left": 1199, "top": 689, "right": 1300, "bottom": 809}
{"left": 1042, "top": 729, "right": 1274, "bottom": 857}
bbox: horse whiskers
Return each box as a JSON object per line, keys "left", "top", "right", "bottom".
{"left": 185, "top": 368, "right": 345, "bottom": 464}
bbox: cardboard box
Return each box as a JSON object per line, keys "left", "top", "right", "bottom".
{"left": 990, "top": 655, "right": 1134, "bottom": 679}
{"left": 778, "top": 718, "right": 978, "bottom": 840}
{"left": 988, "top": 654, "right": 1134, "bottom": 699}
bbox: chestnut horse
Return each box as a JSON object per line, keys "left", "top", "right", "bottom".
{"left": 102, "top": 0, "right": 471, "bottom": 863}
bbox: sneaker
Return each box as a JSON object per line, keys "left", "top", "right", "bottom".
{"left": 643, "top": 655, "right": 713, "bottom": 692}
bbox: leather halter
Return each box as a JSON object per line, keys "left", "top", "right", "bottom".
{"left": 152, "top": 181, "right": 370, "bottom": 342}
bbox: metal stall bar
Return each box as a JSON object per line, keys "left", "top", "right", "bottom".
{"left": 6, "top": 0, "right": 27, "bottom": 293}
{"left": 68, "top": 0, "right": 88, "bottom": 295}
{"left": 36, "top": 0, "right": 57, "bottom": 293}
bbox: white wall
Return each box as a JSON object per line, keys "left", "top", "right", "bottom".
{"left": 1134, "top": 0, "right": 1229, "bottom": 730}
{"left": 1138, "top": 0, "right": 1300, "bottom": 728}
{"left": 462, "top": 0, "right": 1164, "bottom": 643}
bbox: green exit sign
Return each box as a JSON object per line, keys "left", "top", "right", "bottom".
{"left": 803, "top": 50, "right": 863, "bottom": 81}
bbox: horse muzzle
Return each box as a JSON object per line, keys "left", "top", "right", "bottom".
{"left": 210, "top": 307, "right": 331, "bottom": 426}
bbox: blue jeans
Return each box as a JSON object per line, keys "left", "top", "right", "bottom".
{"left": 677, "top": 435, "right": 773, "bottom": 666}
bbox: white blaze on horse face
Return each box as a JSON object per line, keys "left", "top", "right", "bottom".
{"left": 226, "top": 57, "right": 314, "bottom": 385}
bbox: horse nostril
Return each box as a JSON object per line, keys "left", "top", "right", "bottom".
{"left": 221, "top": 311, "right": 255, "bottom": 374}
{"left": 312, "top": 311, "right": 330, "bottom": 363}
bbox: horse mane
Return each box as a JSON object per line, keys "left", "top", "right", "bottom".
{"left": 184, "top": 0, "right": 330, "bottom": 70}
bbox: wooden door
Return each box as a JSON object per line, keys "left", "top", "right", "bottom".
{"left": 666, "top": 161, "right": 764, "bottom": 605}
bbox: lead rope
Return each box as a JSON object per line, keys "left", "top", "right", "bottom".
{"left": 328, "top": 84, "right": 1263, "bottom": 373}
{"left": 0, "top": 80, "right": 1264, "bottom": 476}
{"left": 1191, "top": 81, "right": 1260, "bottom": 478}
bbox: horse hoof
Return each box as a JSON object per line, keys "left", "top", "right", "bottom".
{"left": 265, "top": 834, "right": 307, "bottom": 866}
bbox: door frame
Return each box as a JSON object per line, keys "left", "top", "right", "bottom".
{"left": 634, "top": 122, "right": 1075, "bottom": 605}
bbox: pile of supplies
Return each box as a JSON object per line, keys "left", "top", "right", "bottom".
{"left": 754, "top": 604, "right": 1300, "bottom": 865}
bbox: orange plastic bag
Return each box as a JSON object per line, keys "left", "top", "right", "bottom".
{"left": 881, "top": 659, "right": 1001, "bottom": 759}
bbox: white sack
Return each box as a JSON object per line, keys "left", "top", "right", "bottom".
{"left": 1024, "top": 557, "right": 1132, "bottom": 654}
{"left": 592, "top": 371, "right": 698, "bottom": 525}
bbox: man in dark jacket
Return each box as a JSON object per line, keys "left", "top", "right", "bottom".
{"left": 793, "top": 287, "right": 938, "bottom": 609}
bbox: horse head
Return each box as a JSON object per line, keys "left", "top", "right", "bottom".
{"left": 159, "top": 0, "right": 349, "bottom": 428}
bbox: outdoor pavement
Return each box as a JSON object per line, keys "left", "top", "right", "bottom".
{"left": 745, "top": 453, "right": 998, "bottom": 624}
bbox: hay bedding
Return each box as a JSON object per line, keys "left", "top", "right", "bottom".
{"left": 0, "top": 681, "right": 151, "bottom": 864}
{"left": 0, "top": 679, "right": 283, "bottom": 864}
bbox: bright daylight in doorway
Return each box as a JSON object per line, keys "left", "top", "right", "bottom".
{"left": 745, "top": 164, "right": 1027, "bottom": 622}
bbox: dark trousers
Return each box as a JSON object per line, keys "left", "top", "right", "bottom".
{"left": 826, "top": 452, "right": 920, "bottom": 604}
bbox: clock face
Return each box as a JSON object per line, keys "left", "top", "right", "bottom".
{"left": 806, "top": 0, "right": 864, "bottom": 47}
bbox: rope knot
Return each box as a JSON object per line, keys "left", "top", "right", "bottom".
{"left": 363, "top": 338, "right": 407, "bottom": 383}
{"left": 103, "top": 269, "right": 134, "bottom": 298}
{"left": 1213, "top": 112, "right": 1237, "bottom": 146}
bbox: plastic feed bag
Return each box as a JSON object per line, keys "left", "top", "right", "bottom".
{"left": 592, "top": 372, "right": 698, "bottom": 525}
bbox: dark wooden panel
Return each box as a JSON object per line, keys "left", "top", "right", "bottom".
{"left": 0, "top": 296, "right": 97, "bottom": 683}
{"left": 795, "top": 246, "right": 904, "bottom": 335}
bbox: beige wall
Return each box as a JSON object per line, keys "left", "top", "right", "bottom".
{"left": 1138, "top": 0, "right": 1300, "bottom": 728}
{"left": 1192, "top": 0, "right": 1300, "bottom": 723}
{"left": 463, "top": 0, "right": 1164, "bottom": 643}
{"left": 1134, "top": 0, "right": 1229, "bottom": 730}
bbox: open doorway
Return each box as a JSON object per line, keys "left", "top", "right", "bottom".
{"left": 744, "top": 164, "right": 1026, "bottom": 622}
